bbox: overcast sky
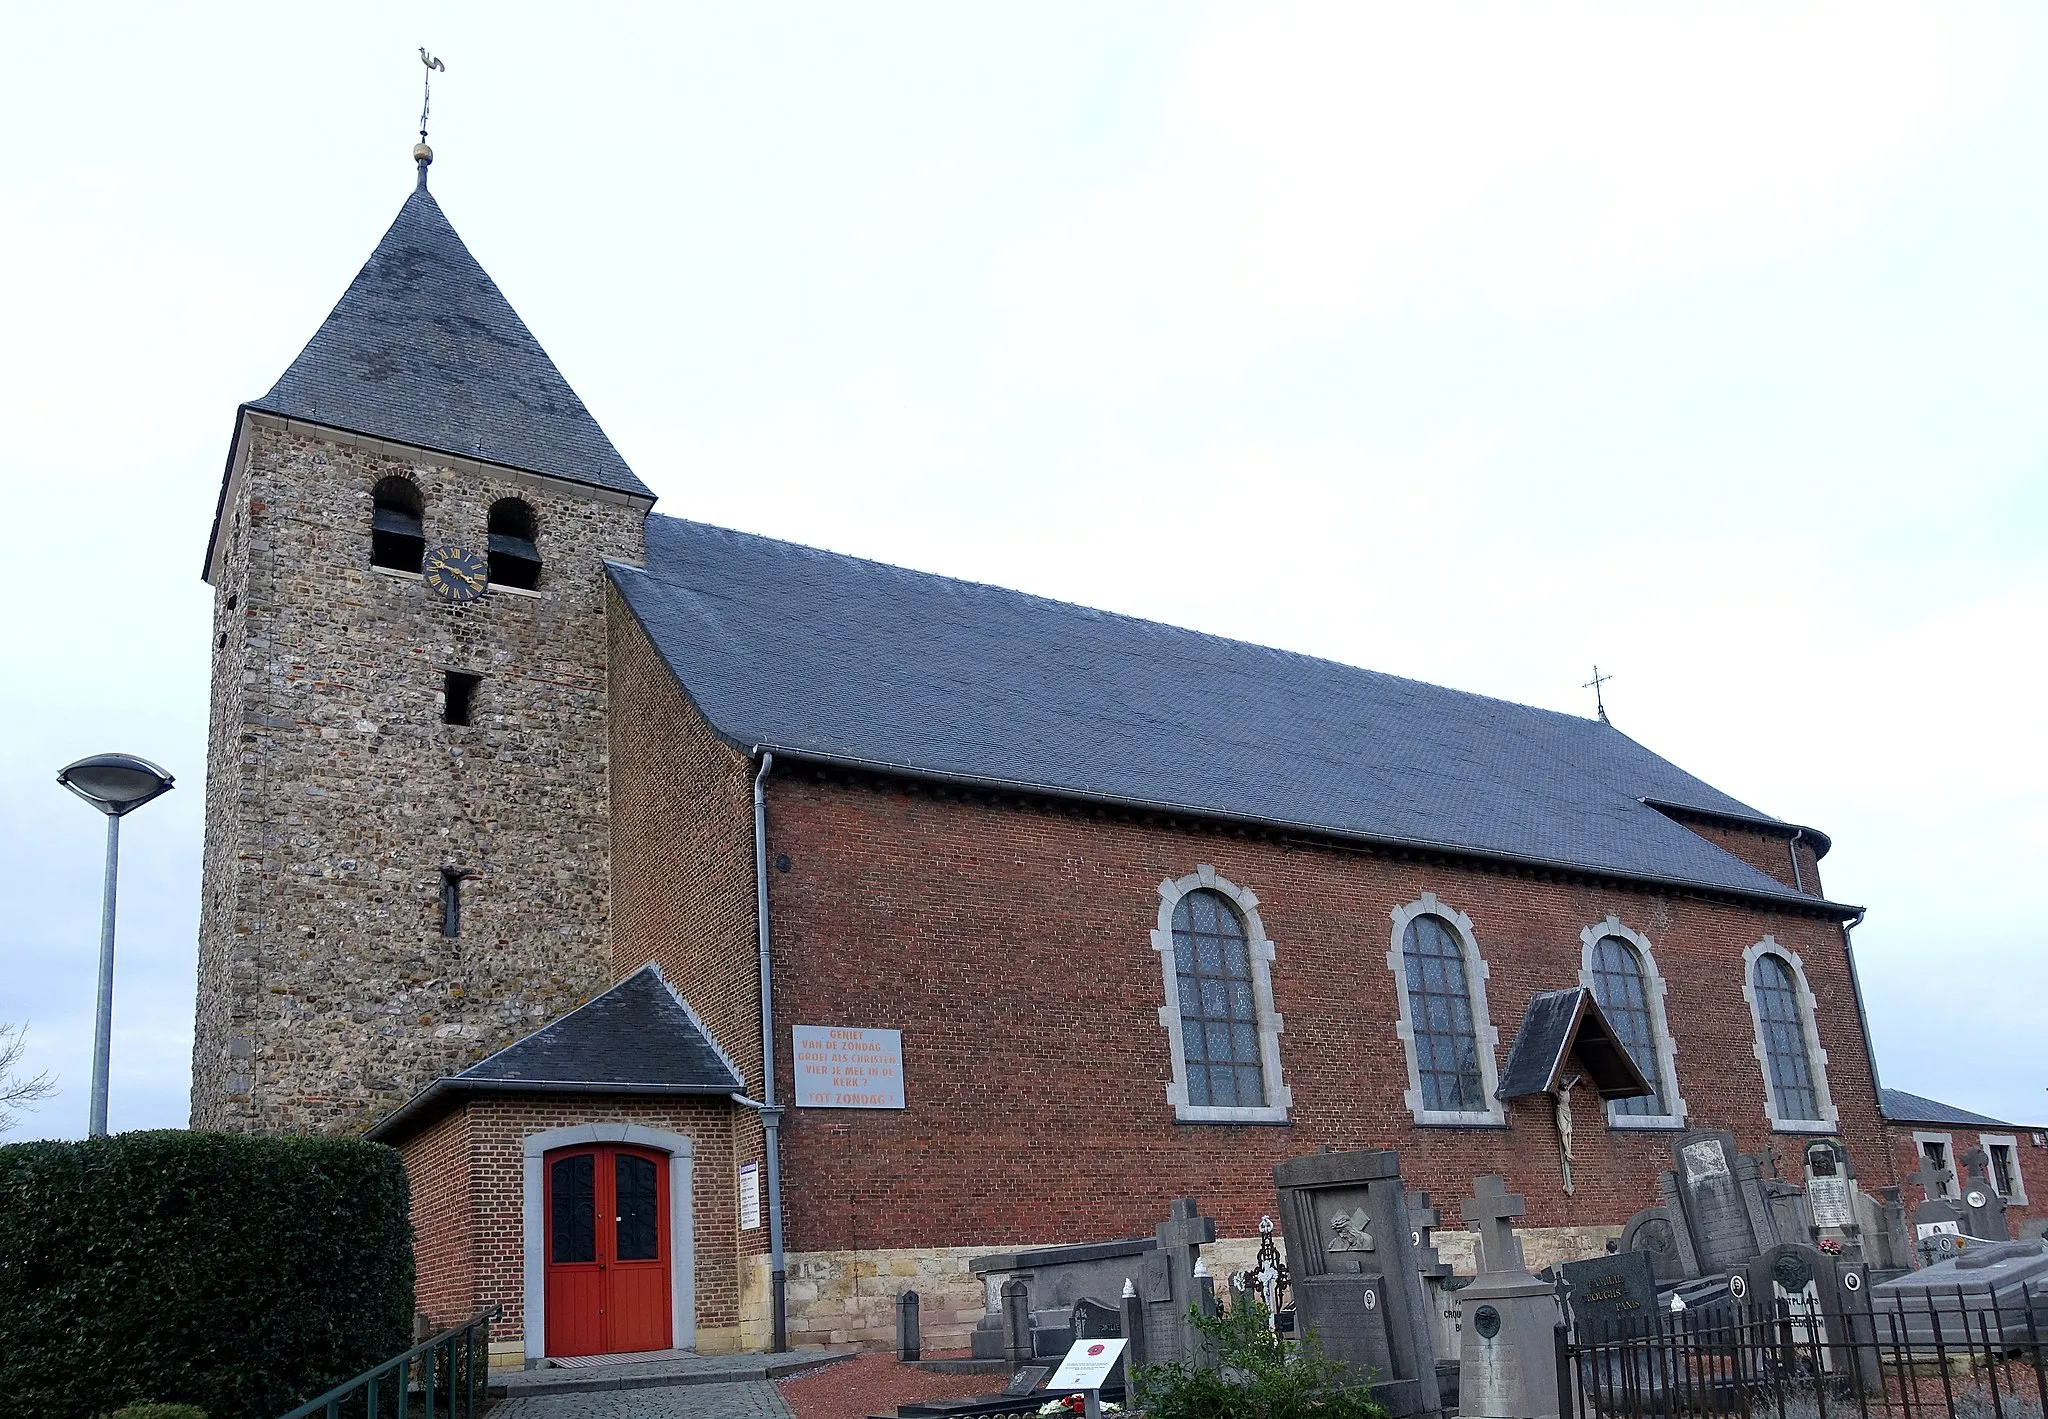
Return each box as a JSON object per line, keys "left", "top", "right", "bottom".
{"left": 2, "top": 3, "right": 2042, "bottom": 1141}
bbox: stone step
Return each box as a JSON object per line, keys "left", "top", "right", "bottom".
{"left": 490, "top": 1348, "right": 850, "bottom": 1398}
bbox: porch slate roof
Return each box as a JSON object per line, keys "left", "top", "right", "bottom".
{"left": 365, "top": 964, "right": 743, "bottom": 1142}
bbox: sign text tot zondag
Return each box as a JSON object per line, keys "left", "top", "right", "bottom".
{"left": 792, "top": 1025, "right": 906, "bottom": 1109}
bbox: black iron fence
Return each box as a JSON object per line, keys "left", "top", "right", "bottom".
{"left": 1563, "top": 1288, "right": 2047, "bottom": 1419}
{"left": 275, "top": 1308, "right": 498, "bottom": 1419}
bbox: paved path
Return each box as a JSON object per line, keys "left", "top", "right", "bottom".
{"left": 492, "top": 1378, "right": 794, "bottom": 1419}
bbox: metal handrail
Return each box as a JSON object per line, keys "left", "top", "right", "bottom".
{"left": 277, "top": 1306, "right": 500, "bottom": 1419}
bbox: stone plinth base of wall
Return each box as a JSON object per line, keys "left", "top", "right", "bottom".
{"left": 1432, "top": 1225, "right": 1623, "bottom": 1275}
{"left": 734, "top": 1227, "right": 1622, "bottom": 1354}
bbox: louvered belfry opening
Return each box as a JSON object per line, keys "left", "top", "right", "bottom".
{"left": 370, "top": 476, "right": 425, "bottom": 573}
{"left": 488, "top": 497, "right": 542, "bottom": 590}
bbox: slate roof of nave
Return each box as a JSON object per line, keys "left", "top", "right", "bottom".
{"left": 1879, "top": 1088, "right": 2031, "bottom": 1130}
{"left": 611, "top": 516, "right": 1855, "bottom": 915}
{"left": 245, "top": 181, "right": 650, "bottom": 500}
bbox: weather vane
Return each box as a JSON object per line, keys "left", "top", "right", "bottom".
{"left": 415, "top": 48, "right": 447, "bottom": 184}
{"left": 1583, "top": 665, "right": 1613, "bottom": 725}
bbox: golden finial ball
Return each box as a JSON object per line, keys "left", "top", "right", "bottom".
{"left": 413, "top": 142, "right": 434, "bottom": 165}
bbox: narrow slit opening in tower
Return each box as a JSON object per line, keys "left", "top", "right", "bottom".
{"left": 444, "top": 671, "right": 481, "bottom": 726}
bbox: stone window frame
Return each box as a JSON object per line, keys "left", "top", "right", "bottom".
{"left": 1151, "top": 865, "right": 1293, "bottom": 1125}
{"left": 521, "top": 1122, "right": 697, "bottom": 1360}
{"left": 1577, "top": 915, "right": 1688, "bottom": 1131}
{"left": 1912, "top": 1131, "right": 1957, "bottom": 1198}
{"left": 1978, "top": 1133, "right": 2029, "bottom": 1205}
{"left": 1740, "top": 937, "right": 1839, "bottom": 1133}
{"left": 1386, "top": 892, "right": 1506, "bottom": 1127}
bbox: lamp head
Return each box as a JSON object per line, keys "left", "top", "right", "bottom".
{"left": 58, "top": 753, "right": 175, "bottom": 816}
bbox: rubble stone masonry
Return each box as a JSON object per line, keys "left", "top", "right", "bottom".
{"left": 191, "top": 415, "right": 647, "bottom": 1134}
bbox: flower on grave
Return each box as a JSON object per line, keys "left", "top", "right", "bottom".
{"left": 1816, "top": 1238, "right": 1843, "bottom": 1255}
{"left": 1035, "top": 1400, "right": 1120, "bottom": 1416}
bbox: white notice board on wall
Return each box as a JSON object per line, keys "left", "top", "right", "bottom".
{"left": 792, "top": 1025, "right": 906, "bottom": 1109}
{"left": 739, "top": 1161, "right": 761, "bottom": 1231}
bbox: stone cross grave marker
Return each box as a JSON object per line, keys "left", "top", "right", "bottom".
{"left": 1454, "top": 1176, "right": 1562, "bottom": 1419}
{"left": 1141, "top": 1198, "right": 1216, "bottom": 1370}
{"left": 1407, "top": 1189, "right": 1461, "bottom": 1366}
{"left": 1907, "top": 1154, "right": 1954, "bottom": 1206}
{"left": 1956, "top": 1146, "right": 2011, "bottom": 1241}
{"left": 1461, "top": 1175, "right": 1528, "bottom": 1277}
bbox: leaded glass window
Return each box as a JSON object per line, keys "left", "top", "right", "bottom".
{"left": 550, "top": 1153, "right": 595, "bottom": 1263}
{"left": 1402, "top": 914, "right": 1486, "bottom": 1113}
{"left": 614, "top": 1154, "right": 659, "bottom": 1261}
{"left": 1171, "top": 888, "right": 1265, "bottom": 1110}
{"left": 1753, "top": 954, "right": 1822, "bottom": 1122}
{"left": 1589, "top": 935, "right": 1666, "bottom": 1117}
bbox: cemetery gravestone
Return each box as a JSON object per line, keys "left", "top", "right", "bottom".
{"left": 1907, "top": 1156, "right": 1968, "bottom": 1262}
{"left": 970, "top": 1235, "right": 1157, "bottom": 1360}
{"left": 1743, "top": 1242, "right": 1879, "bottom": 1391}
{"left": 1457, "top": 1176, "right": 1562, "bottom": 1419}
{"left": 1957, "top": 1146, "right": 2011, "bottom": 1241}
{"left": 1147, "top": 1198, "right": 1217, "bottom": 1371}
{"left": 1560, "top": 1249, "right": 1658, "bottom": 1340}
{"left": 1803, "top": 1139, "right": 1857, "bottom": 1234}
{"left": 1408, "top": 1190, "right": 1464, "bottom": 1371}
{"left": 1274, "top": 1149, "right": 1441, "bottom": 1417}
{"left": 1666, "top": 1131, "right": 1776, "bottom": 1275}
{"left": 1617, "top": 1206, "right": 1688, "bottom": 1285}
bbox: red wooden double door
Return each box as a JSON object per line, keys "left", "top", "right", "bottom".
{"left": 543, "top": 1144, "right": 673, "bottom": 1357}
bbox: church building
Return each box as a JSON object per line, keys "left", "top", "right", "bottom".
{"left": 192, "top": 146, "right": 1893, "bottom": 1368}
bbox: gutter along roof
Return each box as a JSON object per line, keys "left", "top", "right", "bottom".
{"left": 611, "top": 516, "right": 1861, "bottom": 919}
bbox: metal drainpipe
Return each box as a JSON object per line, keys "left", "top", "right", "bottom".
{"left": 752, "top": 749, "right": 788, "bottom": 1353}
{"left": 1840, "top": 906, "right": 1886, "bottom": 1147}
{"left": 1788, "top": 828, "right": 1806, "bottom": 894}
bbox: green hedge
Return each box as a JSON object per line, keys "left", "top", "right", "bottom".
{"left": 0, "top": 1130, "right": 414, "bottom": 1419}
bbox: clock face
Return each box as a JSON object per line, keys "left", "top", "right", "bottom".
{"left": 422, "top": 544, "right": 489, "bottom": 603}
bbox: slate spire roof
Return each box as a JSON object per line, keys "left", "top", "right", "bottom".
{"left": 612, "top": 516, "right": 1857, "bottom": 917}
{"left": 248, "top": 177, "right": 650, "bottom": 499}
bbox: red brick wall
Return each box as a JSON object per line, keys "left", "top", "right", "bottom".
{"left": 757, "top": 772, "right": 1892, "bottom": 1254}
{"left": 403, "top": 1106, "right": 475, "bottom": 1327}
{"left": 606, "top": 592, "right": 768, "bottom": 1270}
{"left": 1661, "top": 815, "right": 1823, "bottom": 898}
{"left": 1883, "top": 1122, "right": 2047, "bottom": 1238}
{"left": 397, "top": 1094, "right": 740, "bottom": 1347}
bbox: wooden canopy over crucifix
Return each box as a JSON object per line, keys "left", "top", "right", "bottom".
{"left": 1494, "top": 987, "right": 1652, "bottom": 1102}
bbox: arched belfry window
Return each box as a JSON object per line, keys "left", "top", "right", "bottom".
{"left": 488, "top": 498, "right": 542, "bottom": 591}
{"left": 1387, "top": 894, "right": 1504, "bottom": 1125}
{"left": 1580, "top": 917, "right": 1686, "bottom": 1129}
{"left": 1741, "top": 938, "right": 1838, "bottom": 1132}
{"left": 1150, "top": 867, "right": 1291, "bottom": 1124}
{"left": 370, "top": 477, "right": 424, "bottom": 573}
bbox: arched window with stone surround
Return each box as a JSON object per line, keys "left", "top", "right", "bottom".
{"left": 1386, "top": 893, "right": 1504, "bottom": 1125}
{"left": 1150, "top": 867, "right": 1291, "bottom": 1125}
{"left": 1403, "top": 915, "right": 1486, "bottom": 1112}
{"left": 488, "top": 497, "right": 542, "bottom": 590}
{"left": 1753, "top": 954, "right": 1821, "bottom": 1119}
{"left": 1742, "top": 938, "right": 1837, "bottom": 1131}
{"left": 1579, "top": 916, "right": 1686, "bottom": 1129}
{"left": 1589, "top": 936, "right": 1666, "bottom": 1117}
{"left": 370, "top": 476, "right": 424, "bottom": 573}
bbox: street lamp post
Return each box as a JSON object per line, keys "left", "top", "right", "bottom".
{"left": 57, "top": 753, "right": 174, "bottom": 1138}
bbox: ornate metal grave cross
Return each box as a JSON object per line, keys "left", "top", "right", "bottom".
{"left": 1461, "top": 1174, "right": 1528, "bottom": 1276}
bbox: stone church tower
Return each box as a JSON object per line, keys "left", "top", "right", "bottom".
{"left": 191, "top": 156, "right": 654, "bottom": 1133}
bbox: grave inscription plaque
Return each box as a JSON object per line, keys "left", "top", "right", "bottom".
{"left": 1561, "top": 1250, "right": 1657, "bottom": 1340}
